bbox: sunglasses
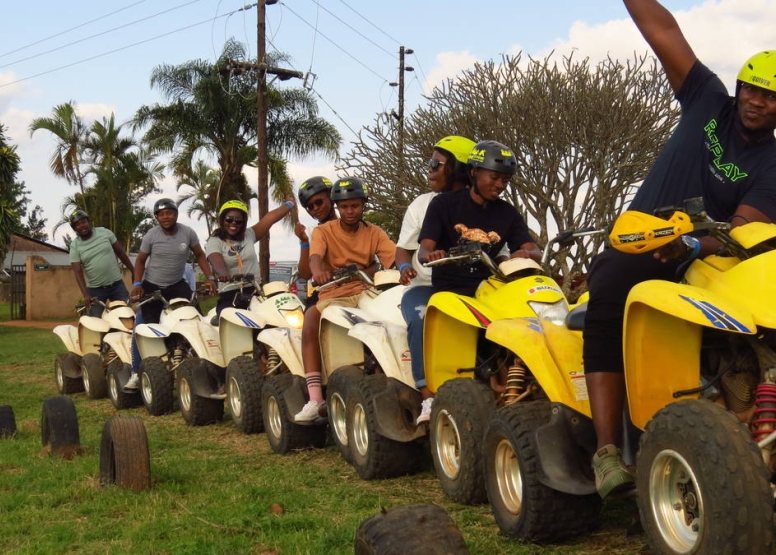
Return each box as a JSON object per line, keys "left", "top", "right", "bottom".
{"left": 428, "top": 159, "right": 446, "bottom": 171}
{"left": 224, "top": 216, "right": 245, "bottom": 225}
{"left": 305, "top": 198, "right": 326, "bottom": 211}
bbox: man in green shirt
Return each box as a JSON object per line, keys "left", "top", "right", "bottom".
{"left": 68, "top": 210, "right": 134, "bottom": 316}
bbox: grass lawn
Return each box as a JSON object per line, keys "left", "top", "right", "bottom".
{"left": 0, "top": 325, "right": 645, "bottom": 555}
{"left": 0, "top": 301, "right": 10, "bottom": 322}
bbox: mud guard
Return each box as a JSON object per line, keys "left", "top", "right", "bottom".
{"left": 257, "top": 327, "right": 304, "bottom": 377}
{"left": 371, "top": 378, "right": 426, "bottom": 442}
{"left": 533, "top": 403, "right": 597, "bottom": 495}
{"left": 103, "top": 332, "right": 132, "bottom": 364}
{"left": 187, "top": 358, "right": 226, "bottom": 397}
{"left": 219, "top": 308, "right": 259, "bottom": 365}
{"left": 281, "top": 374, "right": 310, "bottom": 418}
{"left": 348, "top": 322, "right": 412, "bottom": 387}
{"left": 53, "top": 325, "right": 81, "bottom": 355}
{"left": 172, "top": 319, "right": 224, "bottom": 367}
{"left": 624, "top": 280, "right": 756, "bottom": 429}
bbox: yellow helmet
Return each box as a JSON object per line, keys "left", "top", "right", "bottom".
{"left": 434, "top": 136, "right": 477, "bottom": 164}
{"left": 737, "top": 51, "right": 776, "bottom": 93}
{"left": 219, "top": 200, "right": 249, "bottom": 217}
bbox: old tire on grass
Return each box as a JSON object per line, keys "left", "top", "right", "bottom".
{"left": 637, "top": 399, "right": 773, "bottom": 555}
{"left": 348, "top": 374, "right": 422, "bottom": 480}
{"left": 262, "top": 373, "right": 326, "bottom": 454}
{"left": 484, "top": 401, "right": 601, "bottom": 542}
{"left": 326, "top": 365, "right": 363, "bottom": 464}
{"left": 107, "top": 359, "right": 142, "bottom": 410}
{"left": 55, "top": 352, "right": 84, "bottom": 394}
{"left": 226, "top": 355, "right": 264, "bottom": 434}
{"left": 354, "top": 503, "right": 470, "bottom": 555}
{"left": 0, "top": 405, "right": 17, "bottom": 438}
{"left": 81, "top": 352, "right": 107, "bottom": 400}
{"left": 140, "top": 356, "right": 174, "bottom": 416}
{"left": 178, "top": 358, "right": 224, "bottom": 426}
{"left": 430, "top": 378, "right": 494, "bottom": 505}
{"left": 41, "top": 396, "right": 81, "bottom": 458}
{"left": 99, "top": 416, "right": 151, "bottom": 491}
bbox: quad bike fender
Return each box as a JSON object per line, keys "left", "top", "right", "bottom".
{"left": 348, "top": 321, "right": 413, "bottom": 387}
{"left": 534, "top": 402, "right": 597, "bottom": 495}
{"left": 53, "top": 325, "right": 81, "bottom": 355}
{"left": 186, "top": 358, "right": 226, "bottom": 397}
{"left": 171, "top": 319, "right": 224, "bottom": 367}
{"left": 424, "top": 305, "right": 480, "bottom": 394}
{"left": 78, "top": 316, "right": 107, "bottom": 355}
{"left": 486, "top": 318, "right": 591, "bottom": 417}
{"left": 135, "top": 323, "right": 169, "bottom": 359}
{"left": 103, "top": 331, "right": 132, "bottom": 364}
{"left": 356, "top": 284, "right": 407, "bottom": 327}
{"left": 320, "top": 309, "right": 368, "bottom": 378}
{"left": 219, "top": 308, "right": 259, "bottom": 365}
{"left": 625, "top": 280, "right": 756, "bottom": 430}
{"left": 281, "top": 374, "right": 309, "bottom": 419}
{"left": 370, "top": 378, "right": 426, "bottom": 442}
{"left": 257, "top": 327, "right": 304, "bottom": 377}
{"left": 427, "top": 291, "right": 496, "bottom": 328}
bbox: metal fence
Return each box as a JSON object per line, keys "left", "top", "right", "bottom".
{"left": 10, "top": 264, "right": 25, "bottom": 320}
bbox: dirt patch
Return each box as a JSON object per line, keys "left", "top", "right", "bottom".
{"left": 0, "top": 320, "right": 75, "bottom": 330}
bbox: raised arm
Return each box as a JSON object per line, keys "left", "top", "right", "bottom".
{"left": 623, "top": 0, "right": 697, "bottom": 93}
{"left": 250, "top": 199, "right": 295, "bottom": 241}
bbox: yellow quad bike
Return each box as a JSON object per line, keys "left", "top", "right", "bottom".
{"left": 483, "top": 197, "right": 775, "bottom": 551}
{"left": 421, "top": 234, "right": 599, "bottom": 505}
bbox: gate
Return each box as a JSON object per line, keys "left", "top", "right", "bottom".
{"left": 10, "top": 264, "right": 26, "bottom": 320}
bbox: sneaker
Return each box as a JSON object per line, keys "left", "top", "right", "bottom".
{"left": 294, "top": 400, "right": 322, "bottom": 422}
{"left": 416, "top": 397, "right": 434, "bottom": 425}
{"left": 592, "top": 444, "right": 635, "bottom": 499}
{"left": 125, "top": 373, "right": 140, "bottom": 390}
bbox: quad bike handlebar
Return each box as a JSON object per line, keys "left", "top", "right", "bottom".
{"left": 313, "top": 263, "right": 373, "bottom": 290}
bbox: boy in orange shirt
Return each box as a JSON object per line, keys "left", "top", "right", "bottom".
{"left": 294, "top": 177, "right": 396, "bottom": 422}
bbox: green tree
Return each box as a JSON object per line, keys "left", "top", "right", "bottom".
{"left": 340, "top": 52, "right": 680, "bottom": 297}
{"left": 0, "top": 124, "right": 24, "bottom": 260}
{"left": 28, "top": 102, "right": 90, "bottom": 213}
{"left": 132, "top": 39, "right": 341, "bottom": 270}
{"left": 176, "top": 160, "right": 223, "bottom": 235}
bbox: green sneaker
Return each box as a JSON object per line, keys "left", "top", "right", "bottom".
{"left": 592, "top": 444, "right": 635, "bottom": 499}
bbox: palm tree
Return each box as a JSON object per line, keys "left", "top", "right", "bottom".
{"left": 176, "top": 160, "right": 224, "bottom": 235}
{"left": 0, "top": 124, "right": 23, "bottom": 260}
{"left": 132, "top": 39, "right": 341, "bottom": 273}
{"left": 28, "top": 102, "right": 90, "bottom": 213}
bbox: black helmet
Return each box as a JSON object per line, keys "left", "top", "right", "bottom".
{"left": 68, "top": 209, "right": 89, "bottom": 228}
{"left": 298, "top": 176, "right": 333, "bottom": 206}
{"left": 468, "top": 140, "right": 517, "bottom": 176}
{"left": 153, "top": 198, "right": 178, "bottom": 216}
{"left": 331, "top": 177, "right": 368, "bottom": 202}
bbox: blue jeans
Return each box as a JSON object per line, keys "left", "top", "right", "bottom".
{"left": 131, "top": 311, "right": 143, "bottom": 373}
{"left": 400, "top": 286, "right": 435, "bottom": 389}
{"left": 87, "top": 279, "right": 130, "bottom": 317}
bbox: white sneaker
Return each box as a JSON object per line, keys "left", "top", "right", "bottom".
{"left": 294, "top": 400, "right": 321, "bottom": 422}
{"left": 125, "top": 373, "right": 140, "bottom": 390}
{"left": 416, "top": 397, "right": 434, "bottom": 425}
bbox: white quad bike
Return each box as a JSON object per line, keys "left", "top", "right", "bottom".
{"left": 53, "top": 299, "right": 137, "bottom": 405}
{"left": 134, "top": 290, "right": 223, "bottom": 422}
{"left": 216, "top": 276, "right": 305, "bottom": 434}
{"left": 260, "top": 265, "right": 404, "bottom": 456}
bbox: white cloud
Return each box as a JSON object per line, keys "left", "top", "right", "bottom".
{"left": 423, "top": 50, "right": 481, "bottom": 95}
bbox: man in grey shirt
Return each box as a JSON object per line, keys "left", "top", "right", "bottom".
{"left": 125, "top": 198, "right": 217, "bottom": 389}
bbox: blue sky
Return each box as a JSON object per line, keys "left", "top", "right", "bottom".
{"left": 1, "top": 0, "right": 773, "bottom": 259}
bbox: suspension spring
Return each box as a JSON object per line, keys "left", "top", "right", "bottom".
{"left": 267, "top": 348, "right": 282, "bottom": 374}
{"left": 503, "top": 363, "right": 526, "bottom": 406}
{"left": 172, "top": 348, "right": 183, "bottom": 367}
{"left": 752, "top": 382, "right": 776, "bottom": 442}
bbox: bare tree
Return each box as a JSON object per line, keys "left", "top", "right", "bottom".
{"left": 339, "top": 52, "right": 680, "bottom": 297}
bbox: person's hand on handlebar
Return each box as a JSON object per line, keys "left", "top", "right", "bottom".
{"left": 311, "top": 270, "right": 332, "bottom": 287}
{"left": 131, "top": 284, "right": 144, "bottom": 300}
{"left": 424, "top": 249, "right": 446, "bottom": 263}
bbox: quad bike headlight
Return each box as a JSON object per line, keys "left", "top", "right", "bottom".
{"left": 528, "top": 300, "right": 569, "bottom": 326}
{"left": 281, "top": 308, "right": 305, "bottom": 330}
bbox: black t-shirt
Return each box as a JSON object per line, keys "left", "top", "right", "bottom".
{"left": 629, "top": 61, "right": 776, "bottom": 221}
{"left": 419, "top": 188, "right": 534, "bottom": 296}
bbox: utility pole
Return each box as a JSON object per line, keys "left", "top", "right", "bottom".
{"left": 390, "top": 47, "right": 413, "bottom": 177}
{"left": 248, "top": 1, "right": 302, "bottom": 282}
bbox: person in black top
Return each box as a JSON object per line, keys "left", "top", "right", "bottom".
{"left": 585, "top": 0, "right": 776, "bottom": 500}
{"left": 404, "top": 140, "right": 540, "bottom": 424}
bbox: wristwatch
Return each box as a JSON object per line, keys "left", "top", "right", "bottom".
{"left": 681, "top": 235, "right": 701, "bottom": 260}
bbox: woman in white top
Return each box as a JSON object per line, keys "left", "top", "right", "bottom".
{"left": 206, "top": 198, "right": 296, "bottom": 315}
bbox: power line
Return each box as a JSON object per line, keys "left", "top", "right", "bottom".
{"left": 0, "top": 10, "right": 239, "bottom": 90}
{"left": 279, "top": 2, "right": 390, "bottom": 84}
{"left": 309, "top": 87, "right": 359, "bottom": 140}
{"left": 0, "top": 0, "right": 150, "bottom": 59}
{"left": 308, "top": 0, "right": 395, "bottom": 59}
{"left": 0, "top": 0, "right": 205, "bottom": 71}
{"left": 336, "top": 0, "right": 401, "bottom": 46}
